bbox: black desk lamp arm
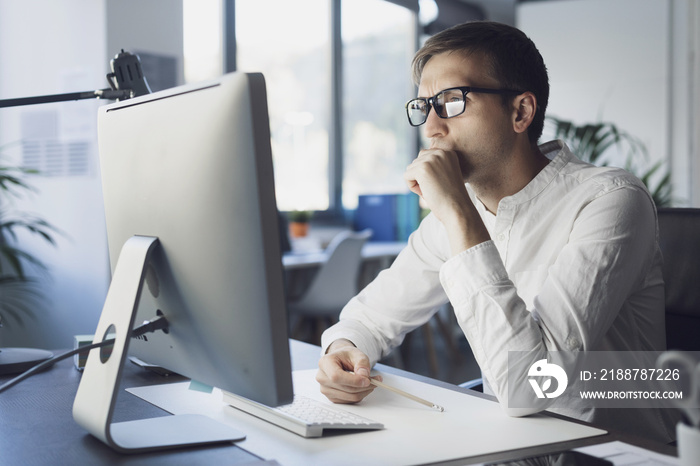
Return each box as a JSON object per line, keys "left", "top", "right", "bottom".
{"left": 0, "top": 88, "right": 132, "bottom": 108}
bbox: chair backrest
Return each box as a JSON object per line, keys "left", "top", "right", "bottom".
{"left": 291, "top": 229, "right": 372, "bottom": 315}
{"left": 657, "top": 207, "right": 700, "bottom": 351}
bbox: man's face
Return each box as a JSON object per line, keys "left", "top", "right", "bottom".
{"left": 417, "top": 51, "right": 517, "bottom": 185}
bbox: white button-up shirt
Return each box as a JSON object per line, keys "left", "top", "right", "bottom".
{"left": 322, "top": 140, "right": 677, "bottom": 443}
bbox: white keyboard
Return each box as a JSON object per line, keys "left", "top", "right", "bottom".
{"left": 223, "top": 392, "right": 384, "bottom": 438}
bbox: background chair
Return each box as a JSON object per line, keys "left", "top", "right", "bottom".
{"left": 657, "top": 207, "right": 700, "bottom": 351}
{"left": 288, "top": 229, "right": 372, "bottom": 344}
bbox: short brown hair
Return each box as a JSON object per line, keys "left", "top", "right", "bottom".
{"left": 412, "top": 21, "right": 549, "bottom": 143}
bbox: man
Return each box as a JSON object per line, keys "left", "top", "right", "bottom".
{"left": 317, "top": 21, "right": 675, "bottom": 443}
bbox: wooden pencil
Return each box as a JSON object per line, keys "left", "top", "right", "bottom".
{"left": 369, "top": 378, "right": 445, "bottom": 412}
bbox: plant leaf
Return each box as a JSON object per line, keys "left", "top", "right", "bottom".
{"left": 546, "top": 116, "right": 673, "bottom": 207}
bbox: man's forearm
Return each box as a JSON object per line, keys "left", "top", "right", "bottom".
{"left": 442, "top": 202, "right": 491, "bottom": 257}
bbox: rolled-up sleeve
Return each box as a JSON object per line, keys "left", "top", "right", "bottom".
{"left": 438, "top": 184, "right": 659, "bottom": 414}
{"left": 321, "top": 213, "right": 452, "bottom": 366}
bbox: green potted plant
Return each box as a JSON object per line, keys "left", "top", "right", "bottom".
{"left": 547, "top": 116, "right": 673, "bottom": 207}
{"left": 0, "top": 153, "right": 59, "bottom": 331}
{"left": 0, "top": 150, "right": 62, "bottom": 374}
{"left": 287, "top": 210, "right": 313, "bottom": 238}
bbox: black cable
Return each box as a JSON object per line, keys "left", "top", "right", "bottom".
{"left": 0, "top": 315, "right": 169, "bottom": 394}
{"left": 131, "top": 314, "right": 169, "bottom": 337}
{"left": 0, "top": 338, "right": 114, "bottom": 393}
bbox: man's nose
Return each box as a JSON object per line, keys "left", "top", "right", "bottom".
{"left": 423, "top": 108, "right": 447, "bottom": 140}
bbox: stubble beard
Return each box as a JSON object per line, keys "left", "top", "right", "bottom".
{"left": 463, "top": 142, "right": 515, "bottom": 199}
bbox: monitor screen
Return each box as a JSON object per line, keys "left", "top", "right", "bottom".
{"left": 95, "top": 72, "right": 293, "bottom": 407}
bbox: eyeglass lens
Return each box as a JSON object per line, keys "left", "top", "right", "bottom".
{"left": 407, "top": 88, "right": 466, "bottom": 126}
{"left": 435, "top": 89, "right": 466, "bottom": 118}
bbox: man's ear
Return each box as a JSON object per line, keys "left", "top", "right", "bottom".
{"left": 512, "top": 92, "right": 537, "bottom": 135}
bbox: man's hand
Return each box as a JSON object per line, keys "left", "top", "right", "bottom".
{"left": 316, "top": 339, "right": 382, "bottom": 404}
{"left": 404, "top": 148, "right": 470, "bottom": 217}
{"left": 404, "top": 148, "right": 489, "bottom": 255}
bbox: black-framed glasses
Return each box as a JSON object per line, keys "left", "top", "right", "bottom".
{"left": 405, "top": 86, "right": 523, "bottom": 127}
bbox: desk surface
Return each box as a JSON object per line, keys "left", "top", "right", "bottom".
{"left": 0, "top": 340, "right": 676, "bottom": 465}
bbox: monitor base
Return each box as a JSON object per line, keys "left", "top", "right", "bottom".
{"left": 72, "top": 235, "right": 245, "bottom": 453}
{"left": 109, "top": 414, "right": 245, "bottom": 452}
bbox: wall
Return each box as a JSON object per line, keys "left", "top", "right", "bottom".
{"left": 0, "top": 0, "right": 110, "bottom": 349}
{"left": 0, "top": 0, "right": 184, "bottom": 349}
{"left": 106, "top": 0, "right": 185, "bottom": 90}
{"left": 518, "top": 0, "right": 697, "bottom": 206}
{"left": 692, "top": 0, "right": 700, "bottom": 206}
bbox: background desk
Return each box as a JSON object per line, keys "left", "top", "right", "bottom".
{"left": 282, "top": 241, "right": 406, "bottom": 303}
{"left": 282, "top": 241, "right": 406, "bottom": 271}
{"left": 0, "top": 340, "right": 676, "bottom": 465}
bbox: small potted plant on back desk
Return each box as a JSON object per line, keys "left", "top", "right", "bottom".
{"left": 288, "top": 210, "right": 312, "bottom": 238}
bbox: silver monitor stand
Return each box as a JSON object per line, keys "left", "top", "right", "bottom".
{"left": 72, "top": 236, "right": 244, "bottom": 453}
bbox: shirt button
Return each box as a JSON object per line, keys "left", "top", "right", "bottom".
{"left": 566, "top": 337, "right": 581, "bottom": 350}
{"left": 496, "top": 234, "right": 506, "bottom": 241}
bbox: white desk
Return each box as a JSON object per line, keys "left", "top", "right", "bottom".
{"left": 2, "top": 340, "right": 675, "bottom": 465}
{"left": 125, "top": 341, "right": 677, "bottom": 466}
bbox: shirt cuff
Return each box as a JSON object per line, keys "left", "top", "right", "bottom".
{"left": 438, "top": 240, "right": 508, "bottom": 306}
{"left": 321, "top": 320, "right": 384, "bottom": 366}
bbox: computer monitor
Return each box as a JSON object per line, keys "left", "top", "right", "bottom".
{"left": 73, "top": 72, "right": 293, "bottom": 453}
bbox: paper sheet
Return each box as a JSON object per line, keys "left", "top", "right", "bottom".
{"left": 575, "top": 441, "right": 679, "bottom": 465}
{"left": 128, "top": 369, "right": 607, "bottom": 466}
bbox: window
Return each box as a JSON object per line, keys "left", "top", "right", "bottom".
{"left": 235, "top": 0, "right": 331, "bottom": 212}
{"left": 341, "top": 0, "right": 417, "bottom": 209}
{"left": 183, "top": 0, "right": 223, "bottom": 83}
{"left": 184, "top": 0, "right": 418, "bottom": 216}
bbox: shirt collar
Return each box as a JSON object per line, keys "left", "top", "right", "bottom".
{"left": 497, "top": 139, "right": 574, "bottom": 209}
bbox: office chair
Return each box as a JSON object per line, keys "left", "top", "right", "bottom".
{"left": 288, "top": 229, "right": 372, "bottom": 344}
{"left": 657, "top": 207, "right": 700, "bottom": 351}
